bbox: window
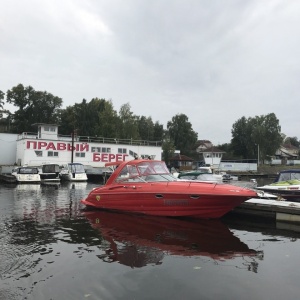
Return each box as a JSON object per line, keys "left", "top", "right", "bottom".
{"left": 75, "top": 152, "right": 85, "bottom": 157}
{"left": 129, "top": 150, "right": 137, "bottom": 157}
{"left": 91, "top": 147, "right": 111, "bottom": 153}
{"left": 118, "top": 148, "right": 127, "bottom": 154}
{"left": 91, "top": 147, "right": 101, "bottom": 153}
{"left": 48, "top": 151, "right": 58, "bottom": 157}
{"left": 35, "top": 151, "right": 43, "bottom": 157}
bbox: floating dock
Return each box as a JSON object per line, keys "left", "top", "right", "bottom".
{"left": 233, "top": 198, "right": 300, "bottom": 223}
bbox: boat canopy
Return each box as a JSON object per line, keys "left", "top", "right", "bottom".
{"left": 114, "top": 160, "right": 176, "bottom": 183}
{"left": 63, "top": 163, "right": 86, "bottom": 173}
{"left": 42, "top": 164, "right": 60, "bottom": 173}
{"left": 275, "top": 169, "right": 300, "bottom": 182}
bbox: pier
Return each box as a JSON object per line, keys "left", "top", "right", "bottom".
{"left": 232, "top": 198, "right": 300, "bottom": 223}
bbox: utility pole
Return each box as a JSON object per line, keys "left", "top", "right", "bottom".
{"left": 71, "top": 129, "right": 77, "bottom": 163}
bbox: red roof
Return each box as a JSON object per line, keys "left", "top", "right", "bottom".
{"left": 169, "top": 154, "right": 194, "bottom": 161}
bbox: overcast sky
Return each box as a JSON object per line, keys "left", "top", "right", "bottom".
{"left": 1, "top": 0, "right": 299, "bottom": 144}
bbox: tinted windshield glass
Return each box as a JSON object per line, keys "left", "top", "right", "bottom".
{"left": 278, "top": 172, "right": 300, "bottom": 181}
{"left": 70, "top": 164, "right": 85, "bottom": 173}
{"left": 19, "top": 168, "right": 38, "bottom": 174}
{"left": 137, "top": 161, "right": 169, "bottom": 175}
{"left": 115, "top": 161, "right": 173, "bottom": 183}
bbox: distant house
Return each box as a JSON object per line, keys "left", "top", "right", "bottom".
{"left": 169, "top": 154, "right": 194, "bottom": 171}
{"left": 195, "top": 140, "right": 225, "bottom": 168}
{"left": 275, "top": 144, "right": 299, "bottom": 160}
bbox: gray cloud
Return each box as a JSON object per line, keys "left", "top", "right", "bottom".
{"left": 1, "top": 0, "right": 299, "bottom": 144}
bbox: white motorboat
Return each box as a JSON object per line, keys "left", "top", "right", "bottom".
{"left": 60, "top": 163, "right": 88, "bottom": 182}
{"left": 177, "top": 166, "right": 239, "bottom": 182}
{"left": 11, "top": 166, "right": 41, "bottom": 183}
{"left": 257, "top": 169, "right": 300, "bottom": 201}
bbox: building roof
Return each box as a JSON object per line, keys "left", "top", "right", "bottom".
{"left": 169, "top": 154, "right": 194, "bottom": 161}
{"left": 195, "top": 140, "right": 225, "bottom": 153}
{"left": 276, "top": 144, "right": 299, "bottom": 158}
{"left": 31, "top": 123, "right": 59, "bottom": 127}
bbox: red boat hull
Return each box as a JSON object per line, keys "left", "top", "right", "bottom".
{"left": 81, "top": 181, "right": 256, "bottom": 219}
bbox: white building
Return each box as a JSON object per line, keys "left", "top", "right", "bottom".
{"left": 195, "top": 140, "right": 225, "bottom": 168}
{"left": 195, "top": 140, "right": 257, "bottom": 172}
{"left": 2, "top": 124, "right": 162, "bottom": 167}
{"left": 0, "top": 133, "right": 18, "bottom": 165}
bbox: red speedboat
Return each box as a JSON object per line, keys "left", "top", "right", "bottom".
{"left": 81, "top": 159, "right": 258, "bottom": 219}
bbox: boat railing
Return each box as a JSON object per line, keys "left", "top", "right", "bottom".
{"left": 17, "top": 132, "right": 38, "bottom": 140}
{"left": 17, "top": 132, "right": 162, "bottom": 146}
{"left": 76, "top": 136, "right": 162, "bottom": 146}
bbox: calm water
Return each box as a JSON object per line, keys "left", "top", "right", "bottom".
{"left": 1, "top": 181, "right": 300, "bottom": 300}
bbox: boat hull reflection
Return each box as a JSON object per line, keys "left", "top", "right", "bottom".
{"left": 84, "top": 210, "right": 258, "bottom": 267}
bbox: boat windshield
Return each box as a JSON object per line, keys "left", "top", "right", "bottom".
{"left": 278, "top": 172, "right": 300, "bottom": 182}
{"left": 18, "top": 168, "right": 39, "bottom": 174}
{"left": 42, "top": 164, "right": 60, "bottom": 173}
{"left": 68, "top": 164, "right": 85, "bottom": 173}
{"left": 115, "top": 161, "right": 177, "bottom": 183}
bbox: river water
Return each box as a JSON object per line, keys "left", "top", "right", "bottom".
{"left": 1, "top": 181, "right": 300, "bottom": 300}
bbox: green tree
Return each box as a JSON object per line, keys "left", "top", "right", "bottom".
{"left": 167, "top": 114, "right": 198, "bottom": 155}
{"left": 118, "top": 103, "right": 139, "bottom": 140}
{"left": 231, "top": 113, "right": 282, "bottom": 162}
{"left": 85, "top": 98, "right": 107, "bottom": 137}
{"left": 285, "top": 136, "right": 300, "bottom": 148}
{"left": 58, "top": 106, "right": 76, "bottom": 135}
{"left": 162, "top": 132, "right": 175, "bottom": 165}
{"left": 0, "top": 90, "right": 9, "bottom": 131}
{"left": 97, "top": 100, "right": 118, "bottom": 138}
{"left": 217, "top": 143, "right": 241, "bottom": 160}
{"left": 231, "top": 116, "right": 255, "bottom": 158}
{"left": 153, "top": 121, "right": 164, "bottom": 142}
{"left": 137, "top": 116, "right": 154, "bottom": 140}
{"left": 71, "top": 98, "right": 107, "bottom": 137}
{"left": 6, "top": 84, "right": 62, "bottom": 133}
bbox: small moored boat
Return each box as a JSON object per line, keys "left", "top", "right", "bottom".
{"left": 11, "top": 166, "right": 41, "bottom": 183}
{"left": 257, "top": 169, "right": 300, "bottom": 201}
{"left": 81, "top": 159, "right": 259, "bottom": 219}
{"left": 60, "top": 163, "right": 88, "bottom": 182}
{"left": 39, "top": 164, "right": 61, "bottom": 183}
{"left": 177, "top": 167, "right": 239, "bottom": 181}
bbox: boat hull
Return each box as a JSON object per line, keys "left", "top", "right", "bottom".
{"left": 256, "top": 169, "right": 300, "bottom": 201}
{"left": 40, "top": 174, "right": 61, "bottom": 183}
{"left": 60, "top": 173, "right": 88, "bottom": 182}
{"left": 14, "top": 174, "right": 41, "bottom": 183}
{"left": 81, "top": 182, "right": 256, "bottom": 219}
{"left": 257, "top": 186, "right": 300, "bottom": 201}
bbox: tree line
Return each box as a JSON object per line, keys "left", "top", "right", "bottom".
{"left": 0, "top": 83, "right": 299, "bottom": 164}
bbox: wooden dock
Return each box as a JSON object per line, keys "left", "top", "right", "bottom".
{"left": 232, "top": 198, "right": 300, "bottom": 223}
